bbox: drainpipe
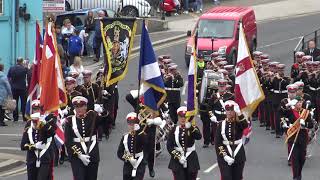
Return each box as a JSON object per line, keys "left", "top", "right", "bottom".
{"left": 11, "top": 0, "right": 17, "bottom": 65}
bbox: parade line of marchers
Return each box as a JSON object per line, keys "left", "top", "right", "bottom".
{"left": 16, "top": 13, "right": 320, "bottom": 180}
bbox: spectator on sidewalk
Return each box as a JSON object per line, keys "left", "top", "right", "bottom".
{"left": 7, "top": 57, "right": 28, "bottom": 122}
{"left": 55, "top": 25, "right": 63, "bottom": 45}
{"left": 93, "top": 10, "right": 106, "bottom": 62}
{"left": 0, "top": 64, "right": 12, "bottom": 126}
{"left": 213, "top": 0, "right": 220, "bottom": 5}
{"left": 68, "top": 29, "right": 83, "bottom": 65}
{"left": 183, "top": 0, "right": 189, "bottom": 14}
{"left": 61, "top": 19, "right": 75, "bottom": 35}
{"left": 303, "top": 40, "right": 320, "bottom": 61}
{"left": 70, "top": 56, "right": 84, "bottom": 86}
{"left": 195, "top": 0, "right": 203, "bottom": 13}
{"left": 84, "top": 11, "right": 96, "bottom": 57}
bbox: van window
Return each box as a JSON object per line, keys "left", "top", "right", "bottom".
{"left": 198, "top": 19, "right": 235, "bottom": 38}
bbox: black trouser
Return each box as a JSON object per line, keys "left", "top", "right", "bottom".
{"left": 200, "top": 113, "right": 211, "bottom": 145}
{"left": 168, "top": 102, "right": 180, "bottom": 124}
{"left": 289, "top": 142, "right": 307, "bottom": 179}
{"left": 146, "top": 128, "right": 156, "bottom": 172}
{"left": 273, "top": 104, "right": 282, "bottom": 136}
{"left": 70, "top": 158, "right": 99, "bottom": 180}
{"left": 94, "top": 37, "right": 104, "bottom": 60}
{"left": 114, "top": 87, "right": 119, "bottom": 124}
{"left": 27, "top": 162, "right": 51, "bottom": 180}
{"left": 265, "top": 100, "right": 272, "bottom": 129}
{"left": 12, "top": 89, "right": 27, "bottom": 121}
{"left": 172, "top": 169, "right": 198, "bottom": 180}
{"left": 123, "top": 165, "right": 146, "bottom": 180}
{"left": 98, "top": 114, "right": 111, "bottom": 139}
{"left": 0, "top": 105, "right": 4, "bottom": 124}
{"left": 218, "top": 160, "right": 245, "bottom": 180}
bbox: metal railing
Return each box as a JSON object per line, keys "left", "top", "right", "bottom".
{"left": 293, "top": 28, "right": 320, "bottom": 62}
{"left": 65, "top": 0, "right": 156, "bottom": 17}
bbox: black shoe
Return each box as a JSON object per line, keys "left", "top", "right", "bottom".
{"left": 93, "top": 58, "right": 99, "bottom": 62}
{"left": 266, "top": 126, "right": 270, "bottom": 130}
{"left": 288, "top": 161, "right": 291, "bottom": 166}
{"left": 59, "top": 159, "right": 64, "bottom": 165}
{"left": 271, "top": 130, "right": 275, "bottom": 134}
{"left": 260, "top": 123, "right": 265, "bottom": 127}
{"left": 203, "top": 144, "right": 209, "bottom": 148}
{"left": 149, "top": 169, "right": 155, "bottom": 178}
{"left": 4, "top": 114, "right": 12, "bottom": 121}
{"left": 276, "top": 135, "right": 281, "bottom": 138}
{"left": 0, "top": 122, "right": 8, "bottom": 126}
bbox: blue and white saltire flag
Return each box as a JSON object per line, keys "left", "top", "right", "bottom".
{"left": 186, "top": 45, "right": 197, "bottom": 117}
{"left": 138, "top": 20, "right": 167, "bottom": 111}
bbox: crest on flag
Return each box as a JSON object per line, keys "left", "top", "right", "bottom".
{"left": 101, "top": 18, "right": 137, "bottom": 86}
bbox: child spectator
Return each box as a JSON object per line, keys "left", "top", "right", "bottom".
{"left": 68, "top": 29, "right": 82, "bottom": 65}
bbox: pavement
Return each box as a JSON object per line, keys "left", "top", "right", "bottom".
{"left": 2, "top": 0, "right": 320, "bottom": 179}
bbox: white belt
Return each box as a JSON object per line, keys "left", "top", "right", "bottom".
{"left": 215, "top": 110, "right": 226, "bottom": 115}
{"left": 273, "top": 90, "right": 287, "bottom": 94}
{"left": 165, "top": 87, "right": 181, "bottom": 91}
{"left": 131, "top": 151, "right": 144, "bottom": 177}
{"left": 309, "top": 86, "right": 320, "bottom": 91}
{"left": 174, "top": 144, "right": 196, "bottom": 154}
{"left": 223, "top": 139, "right": 242, "bottom": 145}
{"left": 73, "top": 135, "right": 97, "bottom": 143}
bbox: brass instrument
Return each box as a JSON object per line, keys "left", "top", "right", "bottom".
{"left": 122, "top": 151, "right": 134, "bottom": 161}
{"left": 138, "top": 105, "right": 153, "bottom": 135}
{"left": 285, "top": 108, "right": 310, "bottom": 143}
{"left": 156, "top": 111, "right": 174, "bottom": 143}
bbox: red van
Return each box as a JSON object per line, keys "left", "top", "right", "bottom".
{"left": 185, "top": 6, "right": 257, "bottom": 66}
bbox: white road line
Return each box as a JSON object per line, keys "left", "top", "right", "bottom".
{"left": 0, "top": 166, "right": 27, "bottom": 177}
{"left": 204, "top": 163, "right": 218, "bottom": 173}
{"left": 0, "top": 134, "right": 22, "bottom": 137}
{"left": 257, "top": 36, "right": 303, "bottom": 49}
{"left": 0, "top": 147, "right": 21, "bottom": 151}
{"left": 5, "top": 170, "right": 27, "bottom": 177}
{"left": 182, "top": 81, "right": 188, "bottom": 95}
{"left": 0, "top": 159, "right": 18, "bottom": 168}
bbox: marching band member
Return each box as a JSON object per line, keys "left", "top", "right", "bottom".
{"left": 21, "top": 101, "right": 57, "bottom": 180}
{"left": 167, "top": 106, "right": 202, "bottom": 180}
{"left": 215, "top": 100, "right": 248, "bottom": 180}
{"left": 283, "top": 96, "right": 313, "bottom": 180}
{"left": 64, "top": 96, "right": 106, "bottom": 180}
{"left": 164, "top": 64, "right": 184, "bottom": 124}
{"left": 117, "top": 112, "right": 147, "bottom": 180}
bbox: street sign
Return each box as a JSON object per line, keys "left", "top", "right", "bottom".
{"left": 43, "top": 0, "right": 65, "bottom": 12}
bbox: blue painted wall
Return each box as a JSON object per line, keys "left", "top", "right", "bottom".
{"left": 0, "top": 0, "right": 43, "bottom": 72}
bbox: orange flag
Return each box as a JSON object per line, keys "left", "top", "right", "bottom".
{"left": 39, "top": 22, "right": 67, "bottom": 113}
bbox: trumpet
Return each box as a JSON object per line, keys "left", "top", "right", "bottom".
{"left": 138, "top": 105, "right": 154, "bottom": 135}
{"left": 122, "top": 151, "right": 134, "bottom": 161}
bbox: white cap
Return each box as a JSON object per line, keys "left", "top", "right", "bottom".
{"left": 31, "top": 112, "right": 41, "bottom": 120}
{"left": 177, "top": 106, "right": 187, "bottom": 114}
{"left": 224, "top": 100, "right": 239, "bottom": 110}
{"left": 72, "top": 96, "right": 88, "bottom": 105}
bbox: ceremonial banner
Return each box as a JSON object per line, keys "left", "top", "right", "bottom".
{"left": 101, "top": 18, "right": 137, "bottom": 86}
{"left": 138, "top": 20, "right": 166, "bottom": 111}
{"left": 26, "top": 21, "right": 42, "bottom": 117}
{"left": 39, "top": 21, "right": 67, "bottom": 113}
{"left": 186, "top": 42, "right": 197, "bottom": 117}
{"left": 234, "top": 22, "right": 265, "bottom": 118}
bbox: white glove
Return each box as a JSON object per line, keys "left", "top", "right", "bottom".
{"left": 163, "top": 112, "right": 169, "bottom": 119}
{"left": 35, "top": 142, "right": 46, "bottom": 150}
{"left": 185, "top": 122, "right": 191, "bottom": 129}
{"left": 94, "top": 104, "right": 103, "bottom": 114}
{"left": 224, "top": 155, "right": 235, "bottom": 166}
{"left": 102, "top": 90, "right": 109, "bottom": 96}
{"left": 153, "top": 117, "right": 163, "bottom": 126}
{"left": 146, "top": 118, "right": 155, "bottom": 126}
{"left": 282, "top": 123, "right": 289, "bottom": 129}
{"left": 39, "top": 116, "right": 47, "bottom": 125}
{"left": 210, "top": 115, "right": 218, "bottom": 123}
{"left": 129, "top": 157, "right": 137, "bottom": 166}
{"left": 234, "top": 106, "right": 241, "bottom": 116}
{"left": 78, "top": 154, "right": 91, "bottom": 166}
{"left": 300, "top": 119, "right": 305, "bottom": 126}
{"left": 179, "top": 156, "right": 187, "bottom": 165}
{"left": 134, "top": 124, "right": 140, "bottom": 131}
{"left": 62, "top": 108, "right": 69, "bottom": 115}
{"left": 286, "top": 99, "right": 298, "bottom": 107}
{"left": 289, "top": 124, "right": 293, "bottom": 128}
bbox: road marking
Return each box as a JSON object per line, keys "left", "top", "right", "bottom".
{"left": 0, "top": 134, "right": 22, "bottom": 137}
{"left": 5, "top": 169, "right": 27, "bottom": 177}
{"left": 0, "top": 166, "right": 27, "bottom": 177}
{"left": 0, "top": 159, "right": 18, "bottom": 168}
{"left": 0, "top": 147, "right": 21, "bottom": 151}
{"left": 182, "top": 81, "right": 188, "bottom": 95}
{"left": 257, "top": 36, "right": 303, "bottom": 49}
{"left": 204, "top": 163, "right": 218, "bottom": 173}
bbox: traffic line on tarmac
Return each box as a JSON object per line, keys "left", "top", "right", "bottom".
{"left": 204, "top": 163, "right": 218, "bottom": 173}
{"left": 0, "top": 133, "right": 22, "bottom": 137}
{"left": 0, "top": 166, "right": 27, "bottom": 177}
{"left": 182, "top": 81, "right": 188, "bottom": 95}
{"left": 0, "top": 159, "right": 19, "bottom": 168}
{"left": 257, "top": 36, "right": 303, "bottom": 49}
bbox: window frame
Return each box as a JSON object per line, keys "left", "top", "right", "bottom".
{"left": 0, "top": 0, "right": 3, "bottom": 15}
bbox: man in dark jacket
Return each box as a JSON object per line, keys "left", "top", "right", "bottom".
{"left": 303, "top": 40, "right": 320, "bottom": 61}
{"left": 93, "top": 10, "right": 106, "bottom": 62}
{"left": 7, "top": 57, "right": 28, "bottom": 122}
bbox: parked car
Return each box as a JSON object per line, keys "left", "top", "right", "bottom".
{"left": 65, "top": 0, "right": 151, "bottom": 17}
{"left": 185, "top": 6, "right": 257, "bottom": 66}
{"left": 56, "top": 8, "right": 115, "bottom": 30}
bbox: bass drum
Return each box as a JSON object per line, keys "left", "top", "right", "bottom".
{"left": 199, "top": 70, "right": 223, "bottom": 104}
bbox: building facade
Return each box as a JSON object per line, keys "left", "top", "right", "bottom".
{"left": 0, "top": 0, "right": 42, "bottom": 72}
